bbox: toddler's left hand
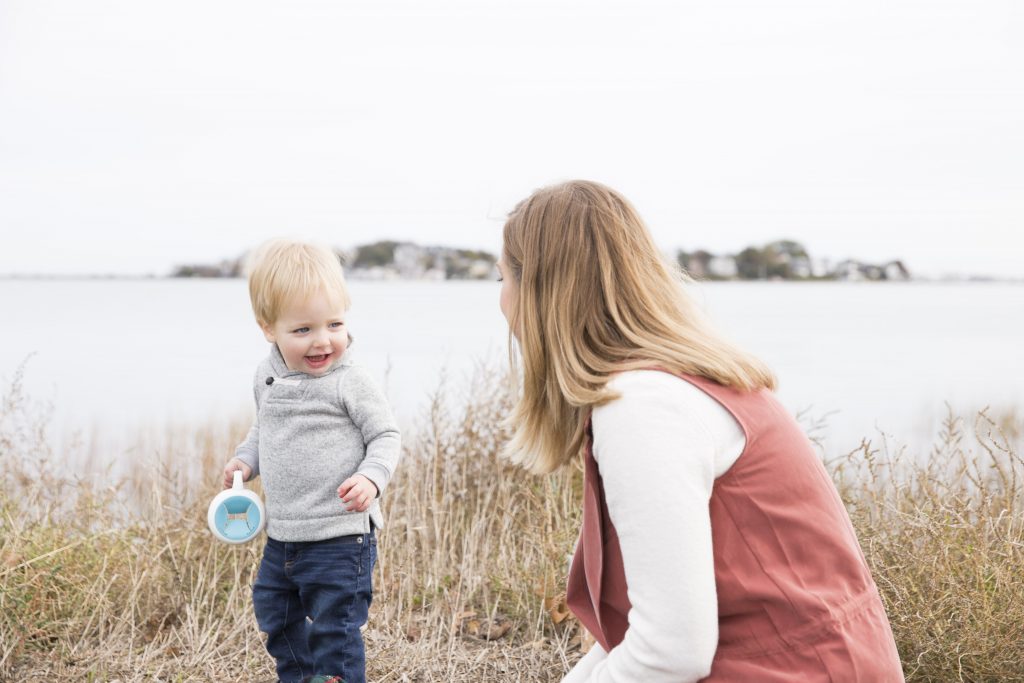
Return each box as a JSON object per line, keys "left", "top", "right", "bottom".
{"left": 338, "top": 474, "right": 379, "bottom": 512}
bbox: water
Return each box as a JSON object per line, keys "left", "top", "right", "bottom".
{"left": 2, "top": 278, "right": 1022, "bottom": 464}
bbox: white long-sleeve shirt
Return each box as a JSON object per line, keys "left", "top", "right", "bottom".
{"left": 562, "top": 370, "right": 746, "bottom": 683}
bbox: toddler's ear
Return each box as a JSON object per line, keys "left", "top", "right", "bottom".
{"left": 260, "top": 321, "right": 277, "bottom": 343}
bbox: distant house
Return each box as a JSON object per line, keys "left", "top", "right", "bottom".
{"left": 344, "top": 241, "right": 495, "bottom": 280}
{"left": 393, "top": 244, "right": 428, "bottom": 278}
{"left": 883, "top": 260, "right": 911, "bottom": 281}
{"left": 863, "top": 265, "right": 884, "bottom": 281}
{"left": 788, "top": 256, "right": 812, "bottom": 278}
{"left": 707, "top": 255, "right": 738, "bottom": 279}
{"left": 678, "top": 250, "right": 713, "bottom": 278}
{"left": 467, "top": 259, "right": 495, "bottom": 279}
{"left": 833, "top": 259, "right": 910, "bottom": 282}
{"left": 834, "top": 260, "right": 865, "bottom": 281}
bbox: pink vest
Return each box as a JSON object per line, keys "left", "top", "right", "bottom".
{"left": 566, "top": 373, "right": 904, "bottom": 681}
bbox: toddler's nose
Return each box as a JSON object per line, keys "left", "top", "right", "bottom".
{"left": 313, "top": 331, "right": 332, "bottom": 350}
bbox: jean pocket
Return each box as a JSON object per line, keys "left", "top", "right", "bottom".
{"left": 300, "top": 537, "right": 363, "bottom": 580}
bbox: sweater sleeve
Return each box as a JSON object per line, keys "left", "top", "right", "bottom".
{"left": 567, "top": 370, "right": 724, "bottom": 683}
{"left": 340, "top": 365, "right": 402, "bottom": 496}
{"left": 562, "top": 643, "right": 608, "bottom": 683}
{"left": 234, "top": 369, "right": 262, "bottom": 477}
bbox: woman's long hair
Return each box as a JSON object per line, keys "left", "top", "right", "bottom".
{"left": 501, "top": 180, "right": 776, "bottom": 474}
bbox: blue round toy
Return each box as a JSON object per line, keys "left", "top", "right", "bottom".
{"left": 207, "top": 470, "right": 266, "bottom": 544}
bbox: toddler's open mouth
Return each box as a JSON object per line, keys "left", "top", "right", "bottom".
{"left": 305, "top": 353, "right": 332, "bottom": 368}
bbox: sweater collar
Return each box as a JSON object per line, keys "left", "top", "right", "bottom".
{"left": 268, "top": 333, "right": 355, "bottom": 378}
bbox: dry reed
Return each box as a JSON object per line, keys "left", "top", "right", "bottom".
{"left": 1, "top": 361, "right": 1022, "bottom": 682}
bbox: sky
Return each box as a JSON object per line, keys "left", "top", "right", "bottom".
{"left": 0, "top": 0, "right": 1022, "bottom": 278}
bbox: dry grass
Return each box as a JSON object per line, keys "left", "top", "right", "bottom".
{"left": 0, "top": 362, "right": 582, "bottom": 682}
{"left": 2, "top": 360, "right": 1023, "bottom": 682}
{"left": 829, "top": 406, "right": 1024, "bottom": 681}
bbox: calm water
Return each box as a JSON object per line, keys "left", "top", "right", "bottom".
{"left": 2, "top": 279, "right": 1022, "bottom": 463}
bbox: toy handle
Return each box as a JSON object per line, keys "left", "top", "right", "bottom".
{"left": 233, "top": 470, "right": 243, "bottom": 489}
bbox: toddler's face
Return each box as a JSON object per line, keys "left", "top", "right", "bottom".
{"left": 262, "top": 290, "right": 349, "bottom": 376}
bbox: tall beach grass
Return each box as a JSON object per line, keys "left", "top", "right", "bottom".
{"left": 1, "top": 361, "right": 1022, "bottom": 681}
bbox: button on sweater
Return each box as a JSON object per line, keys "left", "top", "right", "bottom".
{"left": 234, "top": 342, "right": 401, "bottom": 542}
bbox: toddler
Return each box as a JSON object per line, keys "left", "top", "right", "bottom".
{"left": 222, "top": 238, "right": 401, "bottom": 683}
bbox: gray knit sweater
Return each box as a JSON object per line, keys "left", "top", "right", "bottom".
{"left": 234, "top": 341, "right": 401, "bottom": 541}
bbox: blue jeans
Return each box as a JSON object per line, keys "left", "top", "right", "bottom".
{"left": 252, "top": 532, "right": 377, "bottom": 683}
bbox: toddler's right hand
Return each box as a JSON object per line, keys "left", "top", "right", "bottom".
{"left": 222, "top": 458, "right": 253, "bottom": 489}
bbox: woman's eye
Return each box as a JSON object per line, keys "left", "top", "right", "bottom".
{"left": 497, "top": 277, "right": 504, "bottom": 283}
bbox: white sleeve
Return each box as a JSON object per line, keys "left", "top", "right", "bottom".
{"left": 565, "top": 370, "right": 738, "bottom": 683}
{"left": 561, "top": 644, "right": 607, "bottom": 683}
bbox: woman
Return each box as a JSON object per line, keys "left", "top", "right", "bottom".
{"left": 496, "top": 180, "right": 903, "bottom": 682}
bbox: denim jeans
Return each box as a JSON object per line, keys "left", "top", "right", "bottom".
{"left": 253, "top": 531, "right": 377, "bottom": 683}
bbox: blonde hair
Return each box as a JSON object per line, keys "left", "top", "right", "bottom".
{"left": 501, "top": 180, "right": 776, "bottom": 474}
{"left": 245, "top": 239, "right": 351, "bottom": 326}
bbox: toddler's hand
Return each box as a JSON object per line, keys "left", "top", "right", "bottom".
{"left": 222, "top": 458, "right": 253, "bottom": 489}
{"left": 338, "top": 474, "right": 379, "bottom": 512}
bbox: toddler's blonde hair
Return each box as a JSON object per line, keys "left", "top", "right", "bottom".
{"left": 245, "top": 239, "right": 350, "bottom": 326}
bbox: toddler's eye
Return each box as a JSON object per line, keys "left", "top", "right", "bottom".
{"left": 330, "top": 322, "right": 345, "bottom": 328}
{"left": 292, "top": 327, "right": 309, "bottom": 334}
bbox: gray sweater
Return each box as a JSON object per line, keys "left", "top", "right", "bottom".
{"left": 234, "top": 341, "right": 401, "bottom": 541}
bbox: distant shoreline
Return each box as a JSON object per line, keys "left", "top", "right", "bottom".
{"left": 8, "top": 239, "right": 1015, "bottom": 284}
{"left": 2, "top": 273, "right": 1021, "bottom": 284}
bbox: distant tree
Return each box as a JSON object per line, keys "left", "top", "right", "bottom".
{"left": 735, "top": 247, "right": 768, "bottom": 279}
{"left": 762, "top": 240, "right": 810, "bottom": 279}
{"left": 352, "top": 241, "right": 400, "bottom": 268}
{"left": 443, "top": 249, "right": 497, "bottom": 279}
{"left": 766, "top": 240, "right": 809, "bottom": 260}
{"left": 678, "top": 249, "right": 713, "bottom": 277}
{"left": 444, "top": 253, "right": 467, "bottom": 279}
{"left": 455, "top": 249, "right": 496, "bottom": 263}
{"left": 677, "top": 250, "right": 691, "bottom": 271}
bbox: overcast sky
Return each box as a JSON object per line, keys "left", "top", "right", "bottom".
{"left": 1, "top": 0, "right": 1021, "bottom": 277}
